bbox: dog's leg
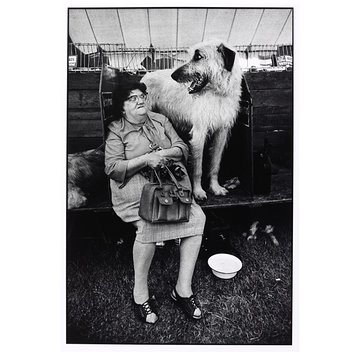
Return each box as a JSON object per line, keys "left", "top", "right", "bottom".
{"left": 190, "top": 130, "right": 207, "bottom": 200}
{"left": 209, "top": 128, "right": 229, "bottom": 196}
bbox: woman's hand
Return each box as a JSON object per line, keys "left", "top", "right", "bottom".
{"left": 154, "top": 147, "right": 183, "bottom": 162}
{"left": 145, "top": 152, "right": 167, "bottom": 169}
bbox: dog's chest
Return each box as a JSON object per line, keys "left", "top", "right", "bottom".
{"left": 189, "top": 93, "right": 239, "bottom": 127}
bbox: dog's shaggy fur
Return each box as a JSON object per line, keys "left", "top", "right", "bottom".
{"left": 67, "top": 148, "right": 105, "bottom": 209}
{"left": 142, "top": 40, "right": 243, "bottom": 200}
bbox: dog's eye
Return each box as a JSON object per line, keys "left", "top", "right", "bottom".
{"left": 194, "top": 52, "right": 203, "bottom": 61}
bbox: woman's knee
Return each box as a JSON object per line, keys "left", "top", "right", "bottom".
{"left": 197, "top": 207, "right": 206, "bottom": 227}
{"left": 133, "top": 239, "right": 156, "bottom": 255}
{"left": 134, "top": 236, "right": 157, "bottom": 246}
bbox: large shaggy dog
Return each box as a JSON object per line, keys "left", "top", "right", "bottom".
{"left": 142, "top": 41, "right": 243, "bottom": 200}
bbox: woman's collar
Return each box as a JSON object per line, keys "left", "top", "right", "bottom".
{"left": 119, "top": 114, "right": 153, "bottom": 132}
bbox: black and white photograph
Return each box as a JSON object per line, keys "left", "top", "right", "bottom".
{"left": 5, "top": 0, "right": 355, "bottom": 354}
{"left": 66, "top": 7, "right": 294, "bottom": 345}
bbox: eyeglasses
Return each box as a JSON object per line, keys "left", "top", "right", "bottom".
{"left": 127, "top": 93, "right": 147, "bottom": 103}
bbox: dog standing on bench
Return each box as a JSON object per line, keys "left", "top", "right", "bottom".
{"left": 142, "top": 41, "right": 243, "bottom": 200}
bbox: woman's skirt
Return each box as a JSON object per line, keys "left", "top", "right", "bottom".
{"left": 110, "top": 165, "right": 206, "bottom": 243}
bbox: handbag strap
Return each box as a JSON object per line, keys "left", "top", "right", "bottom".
{"left": 152, "top": 168, "right": 163, "bottom": 187}
{"left": 164, "top": 166, "right": 183, "bottom": 191}
{"left": 151, "top": 165, "right": 181, "bottom": 190}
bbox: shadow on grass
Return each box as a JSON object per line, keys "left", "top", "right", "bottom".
{"left": 67, "top": 205, "right": 293, "bottom": 345}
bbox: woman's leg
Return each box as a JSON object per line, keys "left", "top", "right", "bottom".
{"left": 175, "top": 234, "right": 202, "bottom": 297}
{"left": 132, "top": 240, "right": 156, "bottom": 303}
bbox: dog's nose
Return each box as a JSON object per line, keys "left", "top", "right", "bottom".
{"left": 171, "top": 68, "right": 180, "bottom": 82}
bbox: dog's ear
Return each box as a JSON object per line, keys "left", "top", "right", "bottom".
{"left": 217, "top": 43, "right": 235, "bottom": 72}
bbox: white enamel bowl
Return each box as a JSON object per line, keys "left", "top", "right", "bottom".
{"left": 208, "top": 253, "right": 243, "bottom": 279}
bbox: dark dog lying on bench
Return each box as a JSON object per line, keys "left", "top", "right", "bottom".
{"left": 67, "top": 148, "right": 105, "bottom": 209}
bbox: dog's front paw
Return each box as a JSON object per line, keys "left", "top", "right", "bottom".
{"left": 210, "top": 184, "right": 229, "bottom": 196}
{"left": 193, "top": 187, "right": 207, "bottom": 201}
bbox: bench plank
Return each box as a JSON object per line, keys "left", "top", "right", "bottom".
{"left": 69, "top": 171, "right": 292, "bottom": 212}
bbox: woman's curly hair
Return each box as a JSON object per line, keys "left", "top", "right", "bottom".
{"left": 111, "top": 81, "right": 148, "bottom": 119}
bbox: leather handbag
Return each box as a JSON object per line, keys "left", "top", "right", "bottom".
{"left": 139, "top": 166, "right": 192, "bottom": 223}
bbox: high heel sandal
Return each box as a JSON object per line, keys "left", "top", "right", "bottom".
{"left": 171, "top": 288, "right": 202, "bottom": 320}
{"left": 133, "top": 296, "right": 159, "bottom": 324}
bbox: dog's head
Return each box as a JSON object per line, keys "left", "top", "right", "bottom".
{"left": 171, "top": 41, "right": 239, "bottom": 94}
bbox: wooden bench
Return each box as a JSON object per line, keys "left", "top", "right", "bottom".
{"left": 67, "top": 67, "right": 293, "bottom": 215}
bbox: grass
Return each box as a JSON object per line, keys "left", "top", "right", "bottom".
{"left": 67, "top": 205, "right": 293, "bottom": 345}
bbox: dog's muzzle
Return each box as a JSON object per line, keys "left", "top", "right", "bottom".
{"left": 171, "top": 68, "right": 208, "bottom": 94}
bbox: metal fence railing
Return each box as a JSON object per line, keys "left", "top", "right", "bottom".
{"left": 68, "top": 43, "right": 293, "bottom": 73}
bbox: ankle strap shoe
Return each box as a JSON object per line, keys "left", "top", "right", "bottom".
{"left": 171, "top": 288, "right": 202, "bottom": 320}
{"left": 133, "top": 296, "right": 158, "bottom": 324}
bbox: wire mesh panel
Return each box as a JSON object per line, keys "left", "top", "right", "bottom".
{"left": 68, "top": 43, "right": 292, "bottom": 73}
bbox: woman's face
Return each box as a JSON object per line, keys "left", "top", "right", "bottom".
{"left": 123, "top": 89, "right": 147, "bottom": 119}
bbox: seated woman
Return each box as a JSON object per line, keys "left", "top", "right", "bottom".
{"left": 104, "top": 80, "right": 206, "bottom": 324}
